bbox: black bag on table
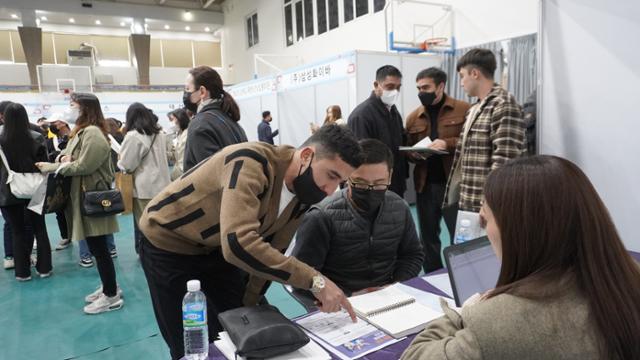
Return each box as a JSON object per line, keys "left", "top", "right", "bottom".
{"left": 217, "top": 305, "right": 310, "bottom": 359}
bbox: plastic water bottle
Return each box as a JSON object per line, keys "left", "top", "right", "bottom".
{"left": 183, "top": 280, "right": 208, "bottom": 360}
{"left": 456, "top": 219, "right": 472, "bottom": 244}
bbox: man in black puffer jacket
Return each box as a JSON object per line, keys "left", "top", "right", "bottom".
{"left": 292, "top": 139, "right": 423, "bottom": 295}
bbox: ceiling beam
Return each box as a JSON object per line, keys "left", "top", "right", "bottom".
{"left": 5, "top": 0, "right": 223, "bottom": 25}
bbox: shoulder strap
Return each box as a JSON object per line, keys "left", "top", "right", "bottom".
{"left": 140, "top": 133, "right": 158, "bottom": 162}
{"left": 0, "top": 145, "right": 13, "bottom": 173}
{"left": 204, "top": 109, "right": 242, "bottom": 143}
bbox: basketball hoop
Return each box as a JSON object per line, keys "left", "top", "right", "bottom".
{"left": 418, "top": 37, "right": 449, "bottom": 51}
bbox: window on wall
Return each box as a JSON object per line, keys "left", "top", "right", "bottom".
{"left": 317, "top": 0, "right": 327, "bottom": 35}
{"left": 246, "top": 12, "right": 259, "bottom": 48}
{"left": 355, "top": 0, "right": 368, "bottom": 17}
{"left": 328, "top": 0, "right": 339, "bottom": 30}
{"left": 303, "top": 0, "right": 314, "bottom": 38}
{"left": 285, "top": 3, "right": 294, "bottom": 46}
{"left": 295, "top": 1, "right": 303, "bottom": 42}
{"left": 374, "top": 0, "right": 386, "bottom": 12}
{"left": 344, "top": 0, "right": 354, "bottom": 23}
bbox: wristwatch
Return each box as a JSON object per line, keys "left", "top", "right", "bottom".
{"left": 310, "top": 275, "right": 325, "bottom": 294}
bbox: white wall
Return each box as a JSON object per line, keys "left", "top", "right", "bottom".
{"left": 0, "top": 64, "right": 30, "bottom": 85}
{"left": 220, "top": 0, "right": 538, "bottom": 83}
{"left": 539, "top": 0, "right": 640, "bottom": 252}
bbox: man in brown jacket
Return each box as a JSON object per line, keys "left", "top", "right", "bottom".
{"left": 138, "top": 125, "right": 362, "bottom": 359}
{"left": 405, "top": 68, "right": 470, "bottom": 272}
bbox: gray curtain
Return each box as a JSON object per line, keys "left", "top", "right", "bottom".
{"left": 443, "top": 41, "right": 505, "bottom": 103}
{"left": 507, "top": 33, "right": 537, "bottom": 106}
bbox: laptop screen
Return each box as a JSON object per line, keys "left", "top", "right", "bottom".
{"left": 444, "top": 237, "right": 501, "bottom": 307}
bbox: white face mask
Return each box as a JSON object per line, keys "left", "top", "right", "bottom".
{"left": 63, "top": 107, "right": 80, "bottom": 125}
{"left": 380, "top": 89, "right": 399, "bottom": 106}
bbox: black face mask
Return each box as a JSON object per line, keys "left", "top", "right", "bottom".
{"left": 293, "top": 154, "right": 327, "bottom": 205}
{"left": 418, "top": 91, "right": 437, "bottom": 107}
{"left": 182, "top": 90, "right": 199, "bottom": 113}
{"left": 350, "top": 187, "right": 386, "bottom": 215}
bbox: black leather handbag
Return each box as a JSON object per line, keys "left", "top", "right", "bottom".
{"left": 217, "top": 305, "right": 310, "bottom": 359}
{"left": 81, "top": 178, "right": 124, "bottom": 217}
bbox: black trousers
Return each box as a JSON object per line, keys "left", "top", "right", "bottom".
{"left": 55, "top": 210, "right": 68, "bottom": 240}
{"left": 2, "top": 204, "right": 51, "bottom": 278}
{"left": 86, "top": 235, "right": 118, "bottom": 297}
{"left": 1, "top": 206, "right": 34, "bottom": 258}
{"left": 416, "top": 181, "right": 448, "bottom": 273}
{"left": 140, "top": 237, "right": 247, "bottom": 360}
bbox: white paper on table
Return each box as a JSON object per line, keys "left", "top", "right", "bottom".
{"left": 421, "top": 273, "right": 455, "bottom": 298}
{"left": 215, "top": 331, "right": 331, "bottom": 360}
{"left": 296, "top": 311, "right": 376, "bottom": 347}
{"left": 392, "top": 283, "right": 450, "bottom": 313}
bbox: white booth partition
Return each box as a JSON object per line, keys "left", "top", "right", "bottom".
{"left": 228, "top": 50, "right": 443, "bottom": 148}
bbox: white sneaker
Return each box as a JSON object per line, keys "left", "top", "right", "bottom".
{"left": 85, "top": 285, "right": 124, "bottom": 303}
{"left": 83, "top": 293, "right": 124, "bottom": 314}
{"left": 37, "top": 270, "right": 53, "bottom": 278}
{"left": 3, "top": 257, "right": 14, "bottom": 270}
{"left": 55, "top": 238, "right": 71, "bottom": 250}
{"left": 32, "top": 240, "right": 37, "bottom": 251}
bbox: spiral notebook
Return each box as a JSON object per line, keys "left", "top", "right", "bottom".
{"left": 348, "top": 285, "right": 443, "bottom": 338}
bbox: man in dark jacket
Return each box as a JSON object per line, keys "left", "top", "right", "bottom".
{"left": 182, "top": 66, "right": 248, "bottom": 172}
{"left": 257, "top": 110, "right": 279, "bottom": 144}
{"left": 348, "top": 65, "right": 408, "bottom": 197}
{"left": 292, "top": 139, "right": 423, "bottom": 295}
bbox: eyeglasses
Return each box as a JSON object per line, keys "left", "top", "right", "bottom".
{"left": 348, "top": 178, "right": 390, "bottom": 191}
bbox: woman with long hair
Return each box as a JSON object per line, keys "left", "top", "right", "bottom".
{"left": 0, "top": 103, "right": 52, "bottom": 281}
{"left": 182, "top": 65, "right": 247, "bottom": 172}
{"left": 402, "top": 155, "right": 640, "bottom": 359}
{"left": 311, "top": 105, "right": 345, "bottom": 134}
{"left": 166, "top": 108, "right": 190, "bottom": 180}
{"left": 118, "top": 102, "right": 170, "bottom": 254}
{"left": 37, "top": 93, "right": 123, "bottom": 314}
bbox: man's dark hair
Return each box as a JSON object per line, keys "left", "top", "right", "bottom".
{"left": 301, "top": 125, "right": 362, "bottom": 168}
{"left": 262, "top": 110, "right": 271, "bottom": 119}
{"left": 456, "top": 48, "right": 497, "bottom": 79}
{"left": 416, "top": 67, "right": 447, "bottom": 86}
{"left": 359, "top": 139, "right": 393, "bottom": 171}
{"left": 375, "top": 65, "right": 402, "bottom": 83}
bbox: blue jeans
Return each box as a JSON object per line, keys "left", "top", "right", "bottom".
{"left": 79, "top": 234, "right": 116, "bottom": 260}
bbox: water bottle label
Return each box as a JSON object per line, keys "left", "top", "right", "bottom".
{"left": 183, "top": 303, "right": 206, "bottom": 327}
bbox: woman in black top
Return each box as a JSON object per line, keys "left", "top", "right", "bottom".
{"left": 0, "top": 103, "right": 52, "bottom": 281}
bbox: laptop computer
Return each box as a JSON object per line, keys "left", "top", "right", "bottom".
{"left": 443, "top": 237, "right": 501, "bottom": 307}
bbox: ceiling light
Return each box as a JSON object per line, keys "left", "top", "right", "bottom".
{"left": 120, "top": 21, "right": 125, "bottom": 26}
{"left": 69, "top": 18, "right": 75, "bottom": 23}
{"left": 41, "top": 16, "right": 47, "bottom": 21}
{"left": 11, "top": 14, "right": 18, "bottom": 19}
{"left": 164, "top": 24, "right": 170, "bottom": 30}
{"left": 204, "top": 27, "right": 211, "bottom": 32}
{"left": 183, "top": 11, "right": 193, "bottom": 21}
{"left": 95, "top": 20, "right": 101, "bottom": 25}
{"left": 185, "top": 26, "right": 191, "bottom": 31}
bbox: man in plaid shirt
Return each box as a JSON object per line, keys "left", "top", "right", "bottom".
{"left": 443, "top": 49, "right": 526, "bottom": 231}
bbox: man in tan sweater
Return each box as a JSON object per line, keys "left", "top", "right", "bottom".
{"left": 138, "top": 125, "right": 363, "bottom": 359}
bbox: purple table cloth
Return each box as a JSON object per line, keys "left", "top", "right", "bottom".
{"left": 197, "top": 251, "right": 640, "bottom": 360}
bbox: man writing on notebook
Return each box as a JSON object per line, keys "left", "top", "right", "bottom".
{"left": 292, "top": 139, "right": 424, "bottom": 296}
{"left": 139, "top": 125, "right": 362, "bottom": 360}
